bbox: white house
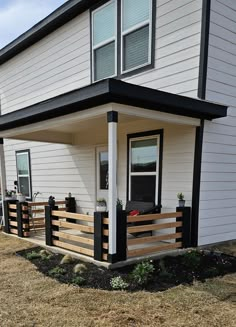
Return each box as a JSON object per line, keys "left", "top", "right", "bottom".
{"left": 0, "top": 0, "right": 235, "bottom": 259}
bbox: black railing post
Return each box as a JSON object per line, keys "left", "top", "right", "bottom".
{"left": 4, "top": 199, "right": 18, "bottom": 234}
{"left": 4, "top": 200, "right": 10, "bottom": 234}
{"left": 45, "top": 197, "right": 58, "bottom": 246}
{"left": 176, "top": 206, "right": 191, "bottom": 248}
{"left": 65, "top": 196, "right": 76, "bottom": 223}
{"left": 22, "top": 202, "right": 30, "bottom": 237}
{"left": 107, "top": 210, "right": 127, "bottom": 264}
{"left": 16, "top": 202, "right": 23, "bottom": 237}
{"left": 94, "top": 211, "right": 108, "bottom": 262}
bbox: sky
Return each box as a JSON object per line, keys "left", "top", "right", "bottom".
{"left": 0, "top": 0, "right": 68, "bottom": 49}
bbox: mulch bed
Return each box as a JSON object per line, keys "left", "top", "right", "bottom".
{"left": 17, "top": 247, "right": 236, "bottom": 292}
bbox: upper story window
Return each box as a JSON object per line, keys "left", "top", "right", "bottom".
{"left": 92, "top": 0, "right": 154, "bottom": 82}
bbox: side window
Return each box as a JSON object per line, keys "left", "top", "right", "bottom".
{"left": 16, "top": 150, "right": 32, "bottom": 199}
{"left": 92, "top": 1, "right": 117, "bottom": 82}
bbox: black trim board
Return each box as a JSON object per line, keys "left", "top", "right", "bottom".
{"left": 198, "top": 0, "right": 211, "bottom": 99}
{"left": 191, "top": 120, "right": 204, "bottom": 247}
{"left": 0, "top": 79, "right": 227, "bottom": 132}
{"left": 126, "top": 129, "right": 163, "bottom": 207}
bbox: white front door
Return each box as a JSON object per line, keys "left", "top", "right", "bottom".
{"left": 96, "top": 146, "right": 108, "bottom": 205}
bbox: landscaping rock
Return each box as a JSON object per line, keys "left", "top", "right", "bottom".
{"left": 39, "top": 249, "right": 52, "bottom": 257}
{"left": 60, "top": 254, "right": 75, "bottom": 265}
{"left": 74, "top": 263, "right": 87, "bottom": 274}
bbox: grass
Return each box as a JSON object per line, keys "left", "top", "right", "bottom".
{"left": 0, "top": 232, "right": 235, "bottom": 327}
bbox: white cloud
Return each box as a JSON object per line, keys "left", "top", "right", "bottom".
{"left": 0, "top": 0, "right": 67, "bottom": 49}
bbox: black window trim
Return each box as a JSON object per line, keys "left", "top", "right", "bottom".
{"left": 90, "top": 0, "right": 156, "bottom": 83}
{"left": 15, "top": 149, "right": 32, "bottom": 201}
{"left": 127, "top": 129, "right": 163, "bottom": 206}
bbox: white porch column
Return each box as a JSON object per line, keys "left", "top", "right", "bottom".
{"left": 0, "top": 139, "right": 6, "bottom": 225}
{"left": 107, "top": 111, "right": 118, "bottom": 257}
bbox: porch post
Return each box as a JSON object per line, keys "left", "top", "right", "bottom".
{"left": 107, "top": 111, "right": 118, "bottom": 261}
{"left": 0, "top": 139, "right": 7, "bottom": 226}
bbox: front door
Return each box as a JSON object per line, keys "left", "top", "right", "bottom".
{"left": 96, "top": 146, "right": 109, "bottom": 205}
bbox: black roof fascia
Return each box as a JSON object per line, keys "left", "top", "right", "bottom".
{"left": 0, "top": 0, "right": 99, "bottom": 65}
{"left": 0, "top": 79, "right": 227, "bottom": 132}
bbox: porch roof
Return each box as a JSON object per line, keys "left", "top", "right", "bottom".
{"left": 0, "top": 79, "right": 227, "bottom": 132}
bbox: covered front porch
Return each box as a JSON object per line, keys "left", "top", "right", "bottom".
{"left": 0, "top": 79, "right": 227, "bottom": 265}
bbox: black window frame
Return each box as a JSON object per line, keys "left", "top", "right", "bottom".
{"left": 90, "top": 0, "right": 156, "bottom": 83}
{"left": 127, "top": 129, "right": 163, "bottom": 205}
{"left": 15, "top": 149, "right": 32, "bottom": 200}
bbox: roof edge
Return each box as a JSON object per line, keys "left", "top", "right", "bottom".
{"left": 0, "top": 79, "right": 227, "bottom": 132}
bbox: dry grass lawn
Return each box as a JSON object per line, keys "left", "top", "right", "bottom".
{"left": 0, "top": 232, "right": 235, "bottom": 327}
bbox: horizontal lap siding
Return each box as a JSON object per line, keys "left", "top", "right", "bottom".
{"left": 0, "top": 11, "right": 90, "bottom": 114}
{"left": 125, "top": 0, "right": 202, "bottom": 96}
{"left": 199, "top": 0, "right": 236, "bottom": 245}
{"left": 4, "top": 139, "right": 96, "bottom": 213}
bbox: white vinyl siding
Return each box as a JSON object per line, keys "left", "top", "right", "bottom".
{"left": 0, "top": 11, "right": 91, "bottom": 114}
{"left": 199, "top": 0, "right": 236, "bottom": 245}
{"left": 0, "top": 0, "right": 203, "bottom": 114}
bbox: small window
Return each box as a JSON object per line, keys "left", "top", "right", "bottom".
{"left": 16, "top": 150, "right": 32, "bottom": 199}
{"left": 92, "top": 1, "right": 117, "bottom": 82}
{"left": 129, "top": 136, "right": 159, "bottom": 203}
{"left": 121, "top": 0, "right": 152, "bottom": 73}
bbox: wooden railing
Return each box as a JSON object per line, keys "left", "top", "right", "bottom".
{"left": 4, "top": 201, "right": 30, "bottom": 237}
{"left": 127, "top": 208, "right": 190, "bottom": 258}
{"left": 46, "top": 210, "right": 95, "bottom": 258}
{"left": 28, "top": 200, "right": 66, "bottom": 232}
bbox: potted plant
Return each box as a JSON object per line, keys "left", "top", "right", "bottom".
{"left": 177, "top": 192, "right": 185, "bottom": 207}
{"left": 5, "top": 189, "right": 17, "bottom": 200}
{"left": 117, "top": 198, "right": 123, "bottom": 211}
{"left": 96, "top": 198, "right": 107, "bottom": 212}
{"left": 16, "top": 192, "right": 26, "bottom": 203}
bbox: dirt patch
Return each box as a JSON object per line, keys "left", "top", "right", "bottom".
{"left": 18, "top": 246, "right": 236, "bottom": 292}
{"left": 1, "top": 232, "right": 236, "bottom": 327}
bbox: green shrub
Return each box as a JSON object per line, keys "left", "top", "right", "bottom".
{"left": 131, "top": 260, "right": 155, "bottom": 285}
{"left": 41, "top": 254, "right": 53, "bottom": 261}
{"left": 26, "top": 251, "right": 42, "bottom": 260}
{"left": 71, "top": 276, "right": 86, "bottom": 286}
{"left": 110, "top": 276, "right": 129, "bottom": 290}
{"left": 182, "top": 250, "right": 202, "bottom": 269}
{"left": 48, "top": 266, "right": 66, "bottom": 278}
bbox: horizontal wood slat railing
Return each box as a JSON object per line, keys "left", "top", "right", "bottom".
{"left": 47, "top": 209, "right": 95, "bottom": 258}
{"left": 127, "top": 212, "right": 183, "bottom": 223}
{"left": 28, "top": 201, "right": 66, "bottom": 232}
{"left": 28, "top": 201, "right": 66, "bottom": 207}
{"left": 127, "top": 221, "right": 182, "bottom": 234}
{"left": 51, "top": 211, "right": 94, "bottom": 222}
{"left": 127, "top": 209, "right": 189, "bottom": 258}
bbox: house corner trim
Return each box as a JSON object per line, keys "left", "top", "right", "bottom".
{"left": 198, "top": 0, "right": 211, "bottom": 100}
